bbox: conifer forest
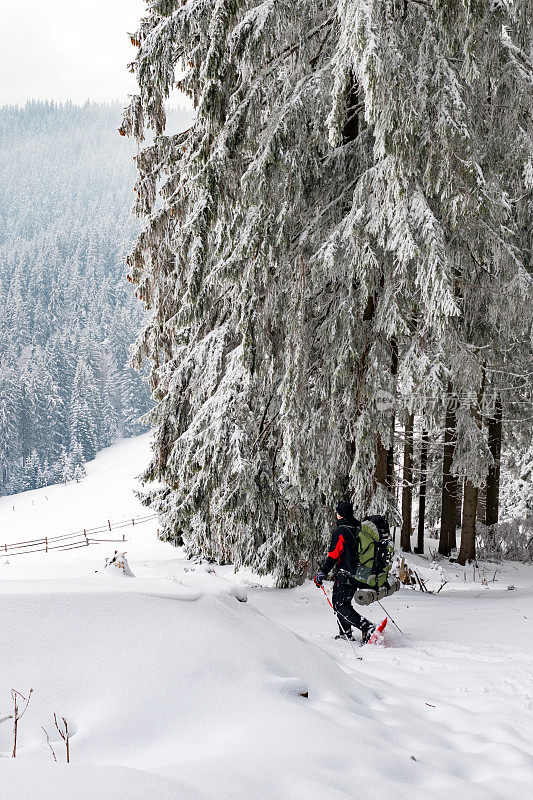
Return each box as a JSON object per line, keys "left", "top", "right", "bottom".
{"left": 122, "top": 0, "right": 532, "bottom": 584}
{"left": 0, "top": 102, "right": 151, "bottom": 494}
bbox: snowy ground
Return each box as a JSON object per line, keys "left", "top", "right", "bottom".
{"left": 1, "top": 435, "right": 532, "bottom": 799}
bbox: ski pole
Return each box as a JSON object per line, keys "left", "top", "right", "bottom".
{"left": 377, "top": 599, "right": 403, "bottom": 635}
{"left": 317, "top": 584, "right": 363, "bottom": 660}
{"left": 320, "top": 584, "right": 335, "bottom": 612}
{"left": 319, "top": 585, "right": 355, "bottom": 631}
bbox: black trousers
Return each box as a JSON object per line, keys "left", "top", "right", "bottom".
{"left": 332, "top": 573, "right": 371, "bottom": 635}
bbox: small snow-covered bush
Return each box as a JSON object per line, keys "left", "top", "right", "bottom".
{"left": 104, "top": 552, "right": 135, "bottom": 577}
{"left": 476, "top": 519, "right": 533, "bottom": 563}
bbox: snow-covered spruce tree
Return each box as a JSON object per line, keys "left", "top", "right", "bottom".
{"left": 346, "top": 1, "right": 533, "bottom": 560}
{"left": 124, "top": 1, "right": 532, "bottom": 583}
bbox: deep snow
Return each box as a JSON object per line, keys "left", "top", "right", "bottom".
{"left": 1, "top": 435, "right": 532, "bottom": 799}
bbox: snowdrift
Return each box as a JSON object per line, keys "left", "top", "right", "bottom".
{"left": 0, "top": 572, "right": 507, "bottom": 800}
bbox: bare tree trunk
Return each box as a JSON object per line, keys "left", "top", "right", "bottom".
{"left": 375, "top": 339, "right": 398, "bottom": 501}
{"left": 339, "top": 71, "right": 364, "bottom": 503}
{"left": 386, "top": 338, "right": 398, "bottom": 495}
{"left": 342, "top": 69, "right": 360, "bottom": 142}
{"left": 386, "top": 439, "right": 395, "bottom": 494}
{"left": 486, "top": 394, "right": 502, "bottom": 526}
{"left": 415, "top": 428, "right": 428, "bottom": 554}
{"left": 439, "top": 391, "right": 457, "bottom": 556}
{"left": 401, "top": 412, "right": 414, "bottom": 552}
{"left": 350, "top": 293, "right": 376, "bottom": 512}
{"left": 451, "top": 478, "right": 461, "bottom": 550}
{"left": 458, "top": 479, "right": 478, "bottom": 564}
{"left": 375, "top": 436, "right": 388, "bottom": 487}
{"left": 457, "top": 368, "right": 486, "bottom": 565}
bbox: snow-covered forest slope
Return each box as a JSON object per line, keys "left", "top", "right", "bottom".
{"left": 0, "top": 101, "right": 151, "bottom": 495}
{"left": 1, "top": 436, "right": 532, "bottom": 800}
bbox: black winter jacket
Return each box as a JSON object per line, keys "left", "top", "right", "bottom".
{"left": 320, "top": 516, "right": 361, "bottom": 576}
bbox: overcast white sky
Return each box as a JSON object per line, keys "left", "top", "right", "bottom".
{"left": 0, "top": 0, "right": 152, "bottom": 106}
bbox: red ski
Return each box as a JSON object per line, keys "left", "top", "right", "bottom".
{"left": 367, "top": 617, "right": 387, "bottom": 645}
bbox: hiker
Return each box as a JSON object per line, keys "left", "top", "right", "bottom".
{"left": 314, "top": 500, "right": 376, "bottom": 644}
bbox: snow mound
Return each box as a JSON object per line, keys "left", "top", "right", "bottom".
{"left": 2, "top": 573, "right": 529, "bottom": 799}
{"left": 0, "top": 580, "right": 370, "bottom": 799}
{"left": 0, "top": 762, "right": 195, "bottom": 800}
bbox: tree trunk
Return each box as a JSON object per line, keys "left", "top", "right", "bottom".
{"left": 340, "top": 71, "right": 365, "bottom": 504}
{"left": 457, "top": 479, "right": 478, "bottom": 564}
{"left": 352, "top": 293, "right": 376, "bottom": 512}
{"left": 415, "top": 428, "right": 428, "bottom": 554}
{"left": 439, "top": 391, "right": 457, "bottom": 556}
{"left": 343, "top": 70, "right": 360, "bottom": 142}
{"left": 400, "top": 412, "right": 414, "bottom": 552}
{"left": 457, "top": 368, "right": 486, "bottom": 564}
{"left": 386, "top": 442, "right": 395, "bottom": 494}
{"left": 485, "top": 394, "right": 502, "bottom": 526}
{"left": 375, "top": 339, "right": 398, "bottom": 499}
{"left": 386, "top": 337, "right": 398, "bottom": 495}
{"left": 375, "top": 436, "right": 388, "bottom": 487}
{"left": 451, "top": 479, "right": 461, "bottom": 550}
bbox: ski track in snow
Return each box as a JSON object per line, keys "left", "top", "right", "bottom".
{"left": 0, "top": 434, "right": 532, "bottom": 799}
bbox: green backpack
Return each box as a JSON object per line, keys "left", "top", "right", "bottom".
{"left": 352, "top": 515, "right": 394, "bottom": 589}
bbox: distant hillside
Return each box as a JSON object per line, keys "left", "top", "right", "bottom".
{"left": 0, "top": 100, "right": 190, "bottom": 494}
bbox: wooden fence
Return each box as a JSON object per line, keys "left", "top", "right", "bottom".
{"left": 1, "top": 514, "right": 157, "bottom": 557}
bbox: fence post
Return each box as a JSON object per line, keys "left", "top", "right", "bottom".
{"left": 108, "top": 520, "right": 111, "bottom": 531}
{"left": 132, "top": 518, "right": 135, "bottom": 526}
{"left": 84, "top": 529, "right": 88, "bottom": 546}
{"left": 123, "top": 534, "right": 125, "bottom": 542}
{"left": 45, "top": 537, "right": 48, "bottom": 553}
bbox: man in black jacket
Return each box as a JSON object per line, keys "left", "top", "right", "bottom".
{"left": 314, "top": 500, "right": 376, "bottom": 644}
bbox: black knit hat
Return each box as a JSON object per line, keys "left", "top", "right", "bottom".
{"left": 336, "top": 500, "right": 353, "bottom": 518}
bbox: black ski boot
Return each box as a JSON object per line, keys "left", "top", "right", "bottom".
{"left": 335, "top": 630, "right": 354, "bottom": 641}
{"left": 361, "top": 623, "right": 376, "bottom": 645}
